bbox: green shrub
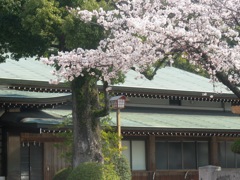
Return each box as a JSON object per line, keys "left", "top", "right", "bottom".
{"left": 231, "top": 139, "right": 240, "bottom": 154}
{"left": 112, "top": 154, "right": 131, "bottom": 180}
{"left": 67, "top": 162, "right": 120, "bottom": 180}
{"left": 104, "top": 163, "right": 121, "bottom": 180}
{"left": 53, "top": 167, "right": 72, "bottom": 180}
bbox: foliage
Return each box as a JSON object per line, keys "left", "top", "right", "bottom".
{"left": 0, "top": 0, "right": 56, "bottom": 60}
{"left": 62, "top": 16, "right": 104, "bottom": 50}
{"left": 231, "top": 139, "right": 240, "bottom": 154}
{"left": 66, "top": 162, "right": 120, "bottom": 180}
{"left": 101, "top": 115, "right": 122, "bottom": 163}
{"left": 112, "top": 154, "right": 131, "bottom": 180}
{"left": 173, "top": 54, "right": 209, "bottom": 78}
{"left": 53, "top": 167, "right": 72, "bottom": 180}
{"left": 102, "top": 163, "right": 121, "bottom": 180}
{"left": 101, "top": 117, "right": 131, "bottom": 180}
{"left": 0, "top": 0, "right": 110, "bottom": 61}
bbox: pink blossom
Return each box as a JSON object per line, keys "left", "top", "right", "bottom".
{"left": 41, "top": 0, "right": 240, "bottom": 85}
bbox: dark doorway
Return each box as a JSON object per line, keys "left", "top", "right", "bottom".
{"left": 21, "top": 142, "right": 43, "bottom": 180}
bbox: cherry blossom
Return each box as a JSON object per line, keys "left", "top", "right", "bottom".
{"left": 41, "top": 0, "right": 240, "bottom": 85}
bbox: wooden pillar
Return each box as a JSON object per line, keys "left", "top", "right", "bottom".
{"left": 117, "top": 109, "right": 122, "bottom": 151}
{"left": 147, "top": 135, "right": 156, "bottom": 171}
{"left": 210, "top": 136, "right": 218, "bottom": 165}
{"left": 7, "top": 132, "right": 21, "bottom": 180}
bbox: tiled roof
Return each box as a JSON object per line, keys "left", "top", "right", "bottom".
{"left": 0, "top": 57, "right": 233, "bottom": 95}
{"left": 111, "top": 108, "right": 240, "bottom": 130}
{"left": 0, "top": 56, "right": 54, "bottom": 82}
{"left": 42, "top": 108, "right": 240, "bottom": 131}
{"left": 112, "top": 67, "right": 232, "bottom": 95}
{"left": 0, "top": 57, "right": 71, "bottom": 107}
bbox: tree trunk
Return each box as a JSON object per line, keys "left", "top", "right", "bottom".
{"left": 71, "top": 75, "right": 103, "bottom": 168}
{"left": 216, "top": 71, "right": 240, "bottom": 98}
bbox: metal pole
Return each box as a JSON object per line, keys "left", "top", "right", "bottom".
{"left": 117, "top": 108, "right": 121, "bottom": 151}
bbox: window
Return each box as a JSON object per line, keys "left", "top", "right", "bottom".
{"left": 218, "top": 141, "right": 240, "bottom": 168}
{"left": 156, "top": 141, "right": 209, "bottom": 169}
{"left": 169, "top": 99, "right": 181, "bottom": 106}
{"left": 169, "top": 142, "right": 182, "bottom": 169}
{"left": 122, "top": 140, "right": 146, "bottom": 170}
{"left": 183, "top": 142, "right": 196, "bottom": 169}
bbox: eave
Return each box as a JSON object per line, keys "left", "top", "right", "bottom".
{"left": 0, "top": 89, "right": 71, "bottom": 109}
{"left": 121, "top": 128, "right": 240, "bottom": 138}
{"left": 111, "top": 87, "right": 240, "bottom": 105}
{"left": 2, "top": 83, "right": 239, "bottom": 105}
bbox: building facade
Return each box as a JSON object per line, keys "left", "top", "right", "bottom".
{"left": 1, "top": 57, "right": 240, "bottom": 180}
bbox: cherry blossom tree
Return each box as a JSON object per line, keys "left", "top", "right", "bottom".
{"left": 42, "top": 0, "right": 240, "bottom": 167}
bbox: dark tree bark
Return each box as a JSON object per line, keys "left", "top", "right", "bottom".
{"left": 216, "top": 71, "right": 240, "bottom": 98}
{"left": 71, "top": 75, "right": 103, "bottom": 168}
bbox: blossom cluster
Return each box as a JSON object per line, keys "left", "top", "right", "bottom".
{"left": 41, "top": 0, "right": 240, "bottom": 85}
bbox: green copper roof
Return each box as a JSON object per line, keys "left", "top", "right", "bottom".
{"left": 0, "top": 56, "right": 55, "bottom": 82}
{"left": 110, "top": 108, "right": 240, "bottom": 130}
{"left": 0, "top": 57, "right": 234, "bottom": 96}
{"left": 42, "top": 108, "right": 240, "bottom": 131}
{"left": 112, "top": 67, "right": 232, "bottom": 95}
{"left": 0, "top": 57, "right": 70, "bottom": 104}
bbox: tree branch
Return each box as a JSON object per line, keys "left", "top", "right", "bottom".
{"left": 142, "top": 56, "right": 169, "bottom": 80}
{"left": 95, "top": 80, "right": 110, "bottom": 117}
{"left": 215, "top": 71, "right": 240, "bottom": 98}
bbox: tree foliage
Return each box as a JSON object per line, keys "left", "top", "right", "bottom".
{"left": 0, "top": 0, "right": 109, "bottom": 61}
{"left": 173, "top": 54, "right": 209, "bottom": 78}
{"left": 67, "top": 162, "right": 120, "bottom": 180}
{"left": 111, "top": 154, "right": 131, "bottom": 180}
{"left": 231, "top": 139, "right": 240, "bottom": 154}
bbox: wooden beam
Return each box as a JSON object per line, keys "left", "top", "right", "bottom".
{"left": 147, "top": 135, "right": 156, "bottom": 171}
{"left": 21, "top": 133, "right": 65, "bottom": 142}
{"left": 210, "top": 136, "right": 219, "bottom": 165}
